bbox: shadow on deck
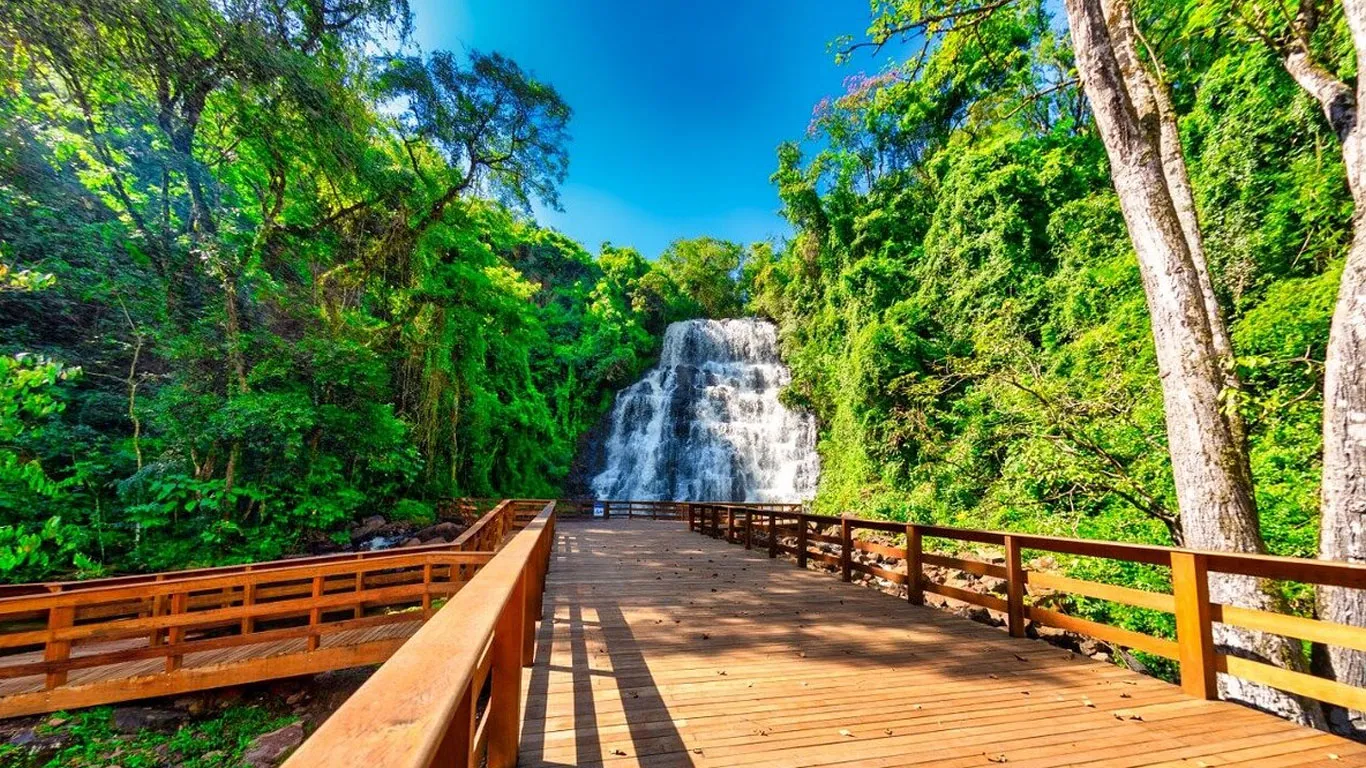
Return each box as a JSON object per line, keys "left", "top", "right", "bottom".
{"left": 518, "top": 520, "right": 1366, "bottom": 768}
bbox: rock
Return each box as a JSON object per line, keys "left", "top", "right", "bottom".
{"left": 243, "top": 722, "right": 305, "bottom": 767}
{"left": 349, "top": 515, "right": 388, "bottom": 542}
{"left": 173, "top": 696, "right": 206, "bottom": 715}
{"left": 401, "top": 537, "right": 422, "bottom": 547}
{"left": 415, "top": 521, "right": 461, "bottom": 542}
{"left": 111, "top": 706, "right": 184, "bottom": 734}
{"left": 285, "top": 691, "right": 307, "bottom": 706}
{"left": 9, "top": 728, "right": 37, "bottom": 746}
{"left": 212, "top": 688, "right": 244, "bottom": 709}
{"left": 200, "top": 750, "right": 224, "bottom": 762}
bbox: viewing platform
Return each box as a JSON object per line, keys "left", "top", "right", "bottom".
{"left": 519, "top": 520, "right": 1364, "bottom": 767}
{"left": 3, "top": 501, "right": 1366, "bottom": 766}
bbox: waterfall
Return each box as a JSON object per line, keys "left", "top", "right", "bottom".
{"left": 591, "top": 318, "right": 819, "bottom": 502}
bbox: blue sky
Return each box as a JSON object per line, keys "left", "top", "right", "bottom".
{"left": 407, "top": 0, "right": 881, "bottom": 258}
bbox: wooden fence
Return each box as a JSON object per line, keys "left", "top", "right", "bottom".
{"left": 690, "top": 505, "right": 1366, "bottom": 714}
{"left": 0, "top": 499, "right": 542, "bottom": 717}
{"left": 283, "top": 500, "right": 556, "bottom": 768}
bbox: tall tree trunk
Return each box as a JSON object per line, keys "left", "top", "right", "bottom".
{"left": 1064, "top": 0, "right": 1324, "bottom": 725}
{"left": 1261, "top": 0, "right": 1366, "bottom": 735}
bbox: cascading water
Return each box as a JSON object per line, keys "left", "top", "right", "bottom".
{"left": 591, "top": 318, "right": 819, "bottom": 502}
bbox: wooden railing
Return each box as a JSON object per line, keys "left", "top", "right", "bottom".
{"left": 599, "top": 499, "right": 686, "bottom": 519}
{"left": 693, "top": 508, "right": 1366, "bottom": 714}
{"left": 284, "top": 500, "right": 556, "bottom": 768}
{"left": 0, "top": 499, "right": 540, "bottom": 717}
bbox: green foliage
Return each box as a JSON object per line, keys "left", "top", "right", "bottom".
{"left": 0, "top": 706, "right": 297, "bottom": 768}
{"left": 752, "top": 0, "right": 1351, "bottom": 640}
{"left": 0, "top": 0, "right": 703, "bottom": 578}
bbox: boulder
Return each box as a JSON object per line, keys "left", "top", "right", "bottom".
{"left": 401, "top": 537, "right": 423, "bottom": 547}
{"left": 416, "top": 521, "right": 462, "bottom": 542}
{"left": 243, "top": 722, "right": 305, "bottom": 767}
{"left": 110, "top": 706, "right": 184, "bottom": 734}
{"left": 349, "top": 515, "right": 388, "bottom": 542}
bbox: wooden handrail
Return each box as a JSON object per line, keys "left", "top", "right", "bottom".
{"left": 284, "top": 500, "right": 556, "bottom": 768}
{"left": 0, "top": 499, "right": 538, "bottom": 718}
{"left": 692, "top": 506, "right": 1366, "bottom": 715}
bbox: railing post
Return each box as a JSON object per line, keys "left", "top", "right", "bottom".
{"left": 435, "top": 678, "right": 477, "bottom": 767}
{"left": 523, "top": 557, "right": 539, "bottom": 667}
{"left": 797, "top": 515, "right": 809, "bottom": 569}
{"left": 487, "top": 572, "right": 527, "bottom": 768}
{"left": 422, "top": 563, "right": 434, "bottom": 618}
{"left": 149, "top": 575, "right": 166, "bottom": 647}
{"left": 1171, "top": 551, "right": 1217, "bottom": 700}
{"left": 744, "top": 510, "right": 753, "bottom": 550}
{"left": 243, "top": 580, "right": 258, "bottom": 634}
{"left": 840, "top": 517, "right": 852, "bottom": 582}
{"left": 603, "top": 500, "right": 611, "bottom": 520}
{"left": 352, "top": 570, "right": 364, "bottom": 619}
{"left": 687, "top": 503, "right": 695, "bottom": 532}
{"left": 768, "top": 512, "right": 778, "bottom": 559}
{"left": 726, "top": 508, "right": 735, "bottom": 543}
{"left": 307, "top": 576, "right": 323, "bottom": 652}
{"left": 44, "top": 604, "right": 73, "bottom": 689}
{"left": 905, "top": 524, "right": 923, "bottom": 605}
{"left": 1004, "top": 535, "right": 1025, "bottom": 638}
{"left": 166, "top": 591, "right": 188, "bottom": 671}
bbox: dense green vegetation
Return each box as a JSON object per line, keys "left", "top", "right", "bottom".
{"left": 0, "top": 0, "right": 751, "bottom": 579}
{"left": 747, "top": 0, "right": 1345, "bottom": 560}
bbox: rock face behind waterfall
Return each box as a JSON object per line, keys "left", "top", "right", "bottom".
{"left": 590, "top": 318, "right": 819, "bottom": 502}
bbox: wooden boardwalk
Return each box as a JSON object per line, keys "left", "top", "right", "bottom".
{"left": 0, "top": 621, "right": 421, "bottom": 699}
{"left": 519, "top": 520, "right": 1366, "bottom": 768}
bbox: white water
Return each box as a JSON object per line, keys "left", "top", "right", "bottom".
{"left": 591, "top": 318, "right": 819, "bottom": 502}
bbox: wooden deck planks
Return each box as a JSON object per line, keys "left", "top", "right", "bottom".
{"left": 518, "top": 520, "right": 1366, "bottom": 768}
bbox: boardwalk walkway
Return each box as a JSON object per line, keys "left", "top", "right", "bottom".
{"left": 520, "top": 520, "right": 1366, "bottom": 767}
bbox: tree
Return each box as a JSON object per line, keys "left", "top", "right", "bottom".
{"left": 843, "top": 0, "right": 1321, "bottom": 722}
{"left": 1061, "top": 0, "right": 1318, "bottom": 721}
{"left": 1216, "top": 0, "right": 1366, "bottom": 732}
{"left": 657, "top": 237, "right": 746, "bottom": 318}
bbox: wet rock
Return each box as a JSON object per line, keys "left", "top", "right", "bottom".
{"left": 111, "top": 706, "right": 184, "bottom": 734}
{"left": 9, "top": 728, "right": 37, "bottom": 747}
{"left": 401, "top": 537, "right": 423, "bottom": 547}
{"left": 243, "top": 722, "right": 305, "bottom": 767}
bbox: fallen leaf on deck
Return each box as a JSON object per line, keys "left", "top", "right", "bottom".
{"left": 986, "top": 753, "right": 1008, "bottom": 763}
{"left": 839, "top": 729, "right": 854, "bottom": 737}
